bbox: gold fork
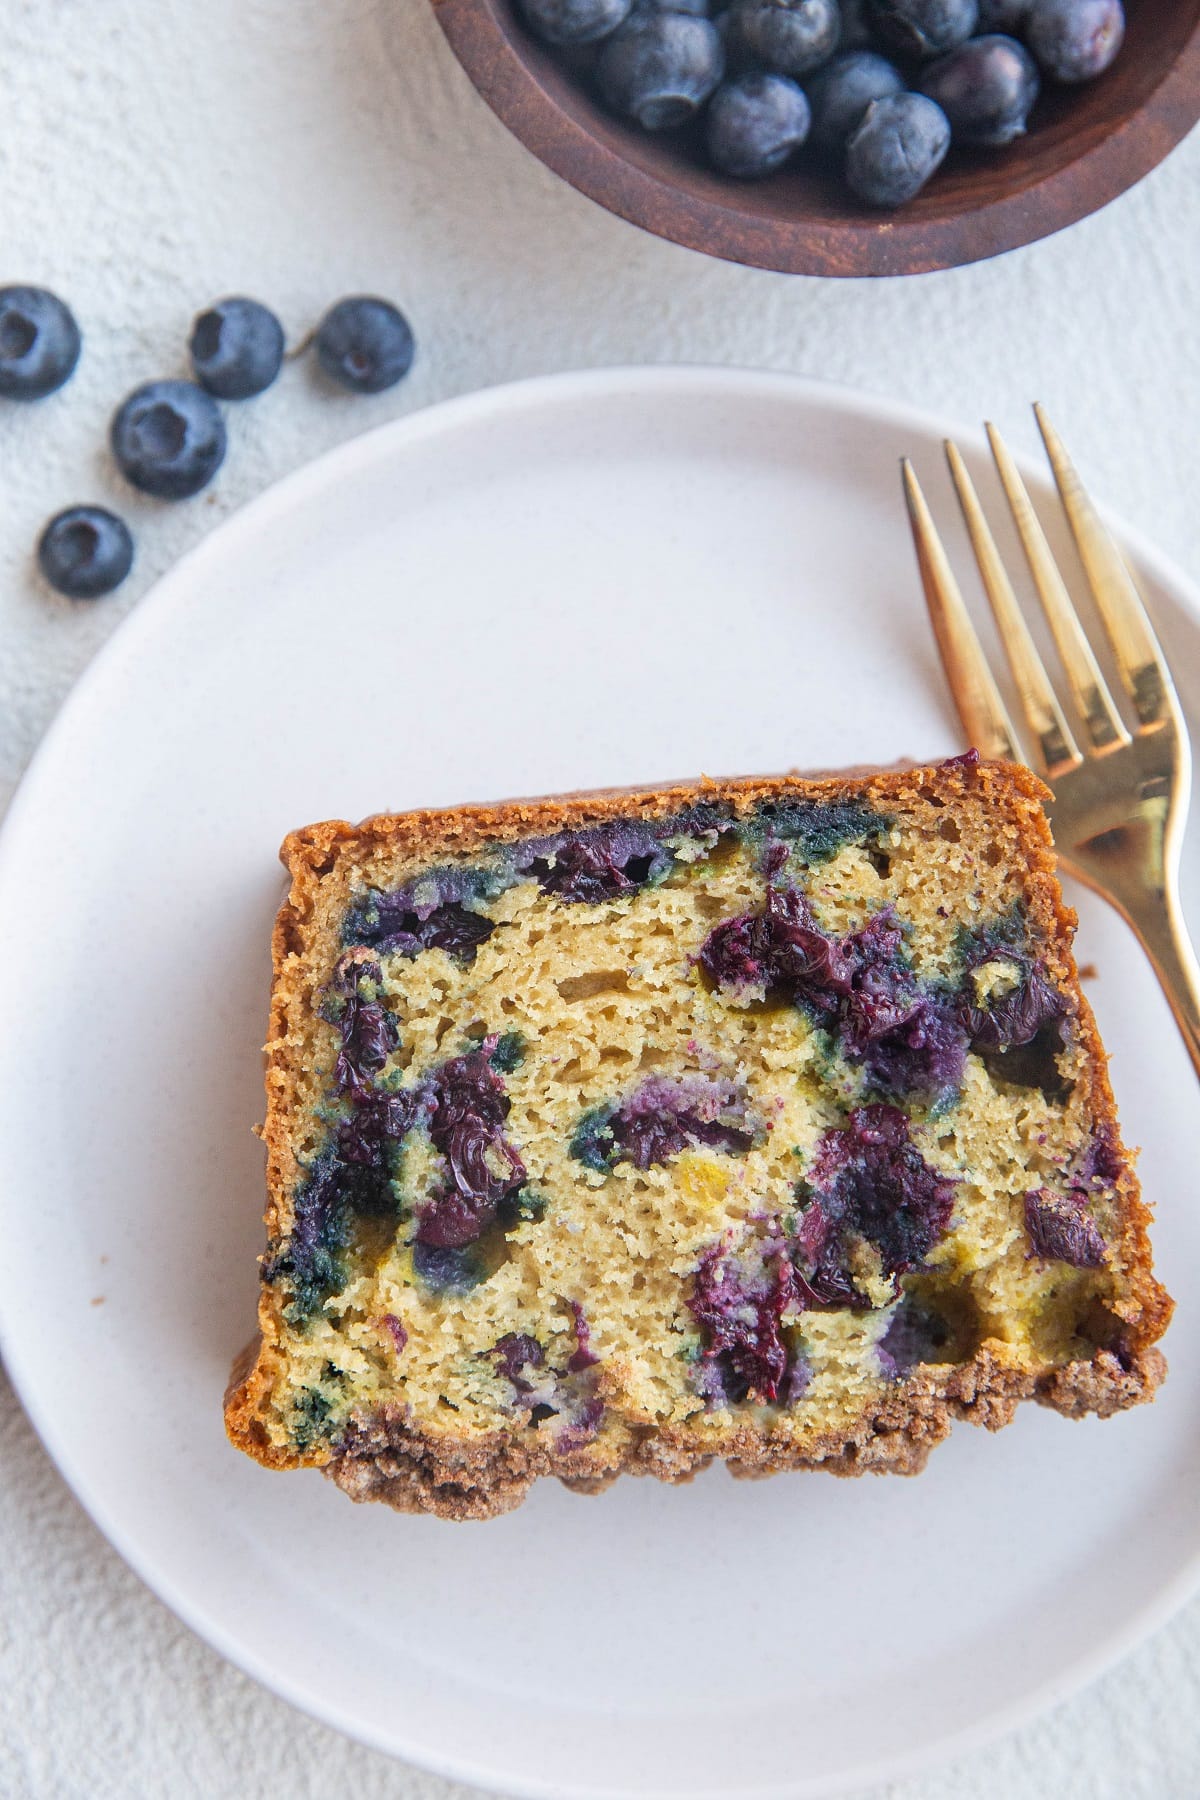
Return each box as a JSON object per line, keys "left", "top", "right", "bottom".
{"left": 902, "top": 405, "right": 1200, "bottom": 1080}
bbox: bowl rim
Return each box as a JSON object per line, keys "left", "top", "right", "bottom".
{"left": 432, "top": 0, "right": 1200, "bottom": 278}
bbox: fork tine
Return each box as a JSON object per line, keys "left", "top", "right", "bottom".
{"left": 902, "top": 459, "right": 1020, "bottom": 764}
{"left": 944, "top": 440, "right": 1081, "bottom": 779}
{"left": 1034, "top": 404, "right": 1177, "bottom": 730}
{"left": 986, "top": 422, "right": 1132, "bottom": 753}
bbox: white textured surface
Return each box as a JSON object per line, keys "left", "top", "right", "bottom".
{"left": 1, "top": 1, "right": 1199, "bottom": 1794}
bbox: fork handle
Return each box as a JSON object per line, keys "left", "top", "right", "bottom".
{"left": 1123, "top": 885, "right": 1200, "bottom": 1081}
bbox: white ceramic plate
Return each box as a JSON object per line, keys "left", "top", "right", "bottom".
{"left": 1, "top": 370, "right": 1199, "bottom": 1800}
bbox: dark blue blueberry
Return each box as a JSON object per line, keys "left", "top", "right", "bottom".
{"left": 189, "top": 296, "right": 284, "bottom": 400}
{"left": 315, "top": 296, "right": 416, "bottom": 395}
{"left": 645, "top": 0, "right": 715, "bottom": 11}
{"left": 1025, "top": 0, "right": 1124, "bottom": 83}
{"left": 0, "top": 286, "right": 81, "bottom": 401}
{"left": 976, "top": 0, "right": 1028, "bottom": 26}
{"left": 597, "top": 10, "right": 725, "bottom": 128}
{"left": 921, "top": 34, "right": 1039, "bottom": 145}
{"left": 110, "top": 380, "right": 226, "bottom": 499}
{"left": 845, "top": 91, "right": 950, "bottom": 204}
{"left": 37, "top": 506, "right": 134, "bottom": 600}
{"left": 1024, "top": 1187, "right": 1106, "bottom": 1268}
{"left": 516, "top": 0, "right": 633, "bottom": 43}
{"left": 705, "top": 72, "right": 811, "bottom": 176}
{"left": 867, "top": 0, "right": 979, "bottom": 56}
{"left": 729, "top": 0, "right": 840, "bottom": 77}
{"left": 808, "top": 50, "right": 906, "bottom": 153}
{"left": 837, "top": 0, "right": 876, "bottom": 47}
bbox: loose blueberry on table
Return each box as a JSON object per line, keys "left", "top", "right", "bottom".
{"left": 37, "top": 505, "right": 134, "bottom": 599}
{"left": 511, "top": 0, "right": 1127, "bottom": 209}
{"left": 0, "top": 285, "right": 81, "bottom": 401}
{"left": 110, "top": 379, "right": 227, "bottom": 499}
{"left": 315, "top": 296, "right": 416, "bottom": 395}
{"left": 189, "top": 296, "right": 285, "bottom": 400}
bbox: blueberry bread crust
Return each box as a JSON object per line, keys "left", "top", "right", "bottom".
{"left": 225, "top": 757, "right": 1172, "bottom": 1519}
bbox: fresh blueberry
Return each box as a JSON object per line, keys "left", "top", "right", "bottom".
{"left": 706, "top": 72, "right": 811, "bottom": 175}
{"left": 837, "top": 0, "right": 876, "bottom": 47}
{"left": 976, "top": 0, "right": 1029, "bottom": 26}
{"left": 845, "top": 90, "right": 951, "bottom": 203}
{"left": 597, "top": 11, "right": 725, "bottom": 129}
{"left": 808, "top": 51, "right": 906, "bottom": 153}
{"left": 516, "top": 0, "right": 633, "bottom": 43}
{"left": 921, "top": 34, "right": 1039, "bottom": 144}
{"left": 189, "top": 296, "right": 284, "bottom": 400}
{"left": 37, "top": 506, "right": 134, "bottom": 599}
{"left": 867, "top": 0, "right": 979, "bottom": 56}
{"left": 315, "top": 296, "right": 416, "bottom": 394}
{"left": 644, "top": 0, "right": 715, "bottom": 11}
{"left": 729, "top": 0, "right": 840, "bottom": 78}
{"left": 1025, "top": 0, "right": 1124, "bottom": 83}
{"left": 110, "top": 380, "right": 226, "bottom": 499}
{"left": 0, "top": 287, "right": 81, "bottom": 401}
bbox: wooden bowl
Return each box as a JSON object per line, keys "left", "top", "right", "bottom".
{"left": 432, "top": 0, "right": 1200, "bottom": 277}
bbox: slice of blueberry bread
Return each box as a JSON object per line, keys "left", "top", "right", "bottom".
{"left": 225, "top": 755, "right": 1172, "bottom": 1519}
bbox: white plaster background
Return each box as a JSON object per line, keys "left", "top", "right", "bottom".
{"left": 1, "top": 1, "right": 1199, "bottom": 1794}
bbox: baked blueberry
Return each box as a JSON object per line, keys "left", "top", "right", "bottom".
{"left": 867, "top": 0, "right": 979, "bottom": 56}
{"left": 845, "top": 91, "right": 951, "bottom": 204}
{"left": 597, "top": 10, "right": 725, "bottom": 129}
{"left": 315, "top": 296, "right": 416, "bottom": 394}
{"left": 1026, "top": 0, "right": 1124, "bottom": 83}
{"left": 189, "top": 296, "right": 285, "bottom": 400}
{"left": 37, "top": 505, "right": 134, "bottom": 599}
{"left": 110, "top": 380, "right": 226, "bottom": 499}
{"left": 729, "top": 0, "right": 840, "bottom": 78}
{"left": 705, "top": 71, "right": 811, "bottom": 175}
{"left": 516, "top": 0, "right": 633, "bottom": 43}
{"left": 0, "top": 286, "right": 81, "bottom": 401}
{"left": 808, "top": 50, "right": 906, "bottom": 153}
{"left": 921, "top": 34, "right": 1039, "bottom": 145}
{"left": 976, "top": 0, "right": 1029, "bottom": 25}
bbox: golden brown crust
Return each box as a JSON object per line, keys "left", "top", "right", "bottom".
{"left": 224, "top": 756, "right": 1173, "bottom": 1511}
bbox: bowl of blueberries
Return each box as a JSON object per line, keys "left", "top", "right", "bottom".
{"left": 433, "top": 0, "right": 1200, "bottom": 274}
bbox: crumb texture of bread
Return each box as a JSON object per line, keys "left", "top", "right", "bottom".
{"left": 224, "top": 757, "right": 1172, "bottom": 1519}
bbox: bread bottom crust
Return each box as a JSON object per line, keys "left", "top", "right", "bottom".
{"left": 318, "top": 1346, "right": 1166, "bottom": 1521}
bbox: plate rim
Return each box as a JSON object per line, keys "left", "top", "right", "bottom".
{"left": 2, "top": 364, "right": 1199, "bottom": 1799}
